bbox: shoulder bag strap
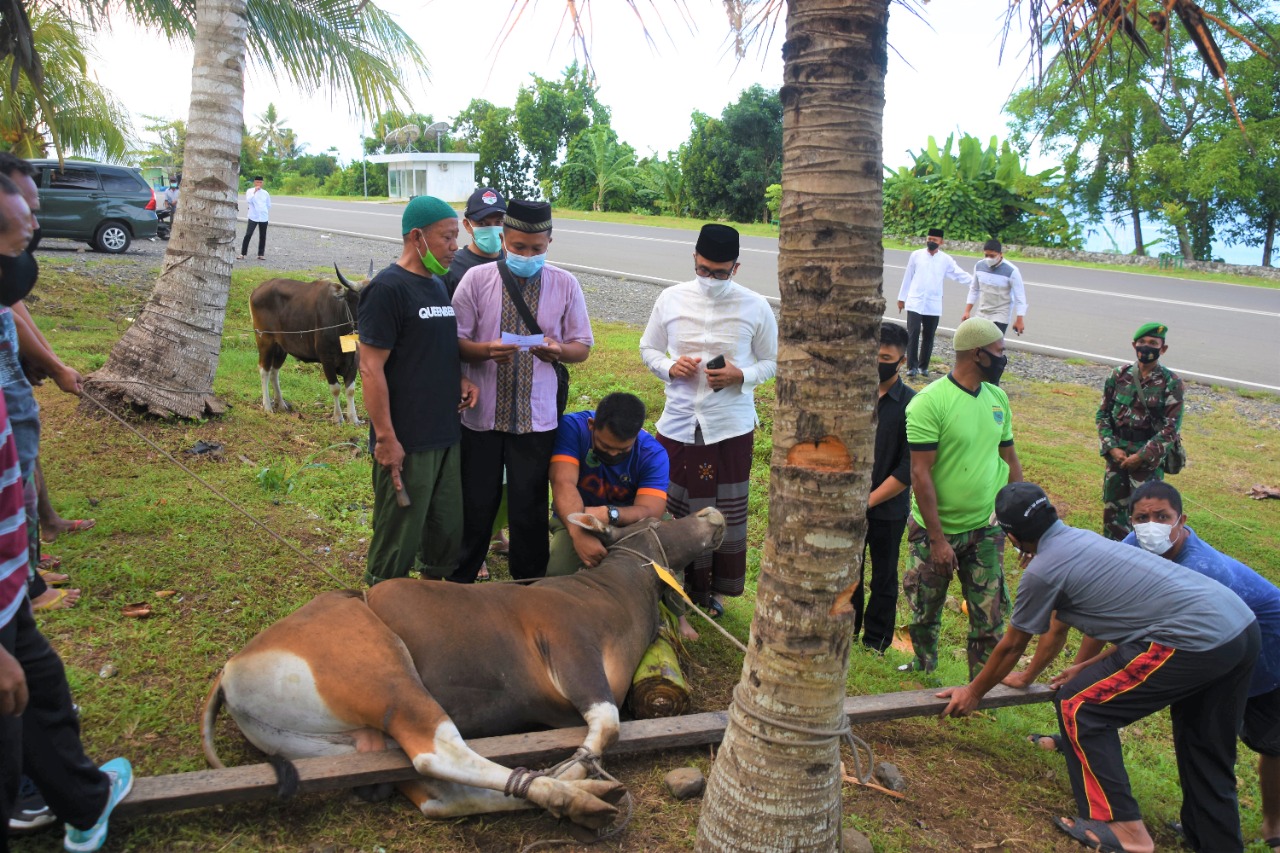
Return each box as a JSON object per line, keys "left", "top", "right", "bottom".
{"left": 496, "top": 261, "right": 542, "bottom": 336}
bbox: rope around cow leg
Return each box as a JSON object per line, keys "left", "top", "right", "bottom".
{"left": 515, "top": 751, "right": 635, "bottom": 853}
{"left": 729, "top": 683, "right": 875, "bottom": 784}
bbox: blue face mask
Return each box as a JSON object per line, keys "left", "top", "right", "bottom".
{"left": 506, "top": 251, "right": 546, "bottom": 278}
{"left": 471, "top": 225, "right": 503, "bottom": 255}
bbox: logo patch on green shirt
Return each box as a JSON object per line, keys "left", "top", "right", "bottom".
{"left": 992, "top": 407, "right": 1004, "bottom": 425}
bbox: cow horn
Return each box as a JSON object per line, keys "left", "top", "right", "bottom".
{"left": 334, "top": 264, "right": 358, "bottom": 293}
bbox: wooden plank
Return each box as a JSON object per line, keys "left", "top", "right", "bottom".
{"left": 116, "top": 684, "right": 1054, "bottom": 818}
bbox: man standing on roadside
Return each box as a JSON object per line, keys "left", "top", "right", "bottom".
{"left": 1095, "top": 322, "right": 1184, "bottom": 540}
{"left": 855, "top": 322, "right": 916, "bottom": 652}
{"left": 962, "top": 239, "right": 1026, "bottom": 336}
{"left": 640, "top": 223, "right": 777, "bottom": 620}
{"left": 897, "top": 227, "right": 973, "bottom": 378}
{"left": 359, "top": 196, "right": 477, "bottom": 586}
{"left": 452, "top": 200, "right": 594, "bottom": 583}
{"left": 237, "top": 176, "right": 271, "bottom": 261}
{"left": 901, "top": 317, "right": 1021, "bottom": 677}
{"left": 444, "top": 187, "right": 506, "bottom": 297}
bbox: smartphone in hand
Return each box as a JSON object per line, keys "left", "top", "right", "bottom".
{"left": 706, "top": 354, "right": 726, "bottom": 391}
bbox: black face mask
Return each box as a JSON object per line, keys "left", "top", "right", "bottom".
{"left": 878, "top": 360, "right": 901, "bottom": 383}
{"left": 1135, "top": 345, "right": 1161, "bottom": 364}
{"left": 0, "top": 251, "right": 38, "bottom": 306}
{"left": 977, "top": 348, "right": 1007, "bottom": 386}
{"left": 926, "top": 241, "right": 940, "bottom": 253}
{"left": 26, "top": 227, "right": 40, "bottom": 254}
{"left": 587, "top": 444, "right": 627, "bottom": 467}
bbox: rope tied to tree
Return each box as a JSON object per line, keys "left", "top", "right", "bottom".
{"left": 729, "top": 683, "right": 875, "bottom": 784}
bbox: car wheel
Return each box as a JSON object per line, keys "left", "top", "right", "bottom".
{"left": 94, "top": 221, "right": 131, "bottom": 254}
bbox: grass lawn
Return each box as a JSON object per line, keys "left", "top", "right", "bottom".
{"left": 14, "top": 255, "right": 1280, "bottom": 851}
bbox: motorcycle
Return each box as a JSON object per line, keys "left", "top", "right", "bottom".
{"left": 157, "top": 205, "right": 175, "bottom": 240}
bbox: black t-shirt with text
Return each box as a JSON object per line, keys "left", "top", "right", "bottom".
{"left": 357, "top": 263, "right": 460, "bottom": 453}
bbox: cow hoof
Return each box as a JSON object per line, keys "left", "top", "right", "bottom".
{"left": 548, "top": 779, "right": 626, "bottom": 830}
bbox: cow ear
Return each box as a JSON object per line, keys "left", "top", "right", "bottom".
{"left": 567, "top": 512, "right": 609, "bottom": 539}
{"left": 329, "top": 282, "right": 346, "bottom": 300}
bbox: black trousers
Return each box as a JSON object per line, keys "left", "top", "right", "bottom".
{"left": 905, "top": 311, "right": 940, "bottom": 372}
{"left": 452, "top": 427, "right": 556, "bottom": 582}
{"left": 240, "top": 220, "right": 268, "bottom": 257}
{"left": 853, "top": 516, "right": 906, "bottom": 652}
{"left": 1, "top": 603, "right": 109, "bottom": 852}
{"left": 1054, "top": 622, "right": 1258, "bottom": 853}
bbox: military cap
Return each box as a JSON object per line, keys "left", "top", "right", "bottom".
{"left": 1133, "top": 322, "right": 1168, "bottom": 341}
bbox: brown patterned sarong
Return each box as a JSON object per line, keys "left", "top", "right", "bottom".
{"left": 657, "top": 427, "right": 754, "bottom": 603}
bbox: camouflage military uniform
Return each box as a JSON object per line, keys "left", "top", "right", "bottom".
{"left": 902, "top": 520, "right": 1010, "bottom": 679}
{"left": 1096, "top": 362, "right": 1184, "bottom": 540}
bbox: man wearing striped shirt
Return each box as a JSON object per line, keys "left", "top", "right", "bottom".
{"left": 0, "top": 175, "right": 131, "bottom": 853}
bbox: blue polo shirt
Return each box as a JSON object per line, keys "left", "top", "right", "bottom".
{"left": 1123, "top": 527, "right": 1280, "bottom": 696}
{"left": 551, "top": 411, "right": 669, "bottom": 508}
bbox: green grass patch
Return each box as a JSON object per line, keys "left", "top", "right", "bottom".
{"left": 18, "top": 258, "right": 1280, "bottom": 851}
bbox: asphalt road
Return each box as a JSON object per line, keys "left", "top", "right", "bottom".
{"left": 246, "top": 196, "right": 1280, "bottom": 393}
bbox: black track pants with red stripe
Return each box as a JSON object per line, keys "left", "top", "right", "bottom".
{"left": 1053, "top": 621, "right": 1259, "bottom": 853}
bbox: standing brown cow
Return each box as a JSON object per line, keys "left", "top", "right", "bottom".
{"left": 249, "top": 264, "right": 368, "bottom": 425}
{"left": 202, "top": 509, "right": 726, "bottom": 830}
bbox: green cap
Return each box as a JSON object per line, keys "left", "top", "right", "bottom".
{"left": 953, "top": 317, "right": 1003, "bottom": 352}
{"left": 1133, "top": 322, "right": 1168, "bottom": 341}
{"left": 401, "top": 195, "right": 457, "bottom": 236}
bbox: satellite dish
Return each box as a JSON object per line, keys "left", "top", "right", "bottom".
{"left": 403, "top": 124, "right": 421, "bottom": 143}
{"left": 426, "top": 121, "right": 450, "bottom": 135}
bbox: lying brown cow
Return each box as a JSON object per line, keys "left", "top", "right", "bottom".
{"left": 249, "top": 264, "right": 368, "bottom": 425}
{"left": 202, "top": 508, "right": 725, "bottom": 829}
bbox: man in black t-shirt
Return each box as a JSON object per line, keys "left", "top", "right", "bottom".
{"left": 442, "top": 187, "right": 506, "bottom": 297}
{"left": 358, "top": 195, "right": 478, "bottom": 585}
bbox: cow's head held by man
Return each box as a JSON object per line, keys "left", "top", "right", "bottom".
{"left": 203, "top": 509, "right": 725, "bottom": 830}
{"left": 248, "top": 262, "right": 371, "bottom": 425}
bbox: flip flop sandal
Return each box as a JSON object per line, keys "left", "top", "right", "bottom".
{"left": 64, "top": 519, "right": 95, "bottom": 534}
{"left": 476, "top": 563, "right": 490, "bottom": 582}
{"left": 37, "top": 554, "right": 62, "bottom": 571}
{"left": 1053, "top": 816, "right": 1130, "bottom": 853}
{"left": 32, "top": 588, "right": 77, "bottom": 612}
{"left": 1264, "top": 836, "right": 1280, "bottom": 852}
{"left": 705, "top": 599, "right": 725, "bottom": 620}
{"left": 38, "top": 568, "right": 70, "bottom": 587}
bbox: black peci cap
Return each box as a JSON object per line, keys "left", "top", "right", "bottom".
{"left": 995, "top": 482, "right": 1058, "bottom": 542}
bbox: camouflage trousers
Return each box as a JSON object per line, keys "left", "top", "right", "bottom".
{"left": 1102, "top": 443, "right": 1165, "bottom": 541}
{"left": 902, "top": 521, "right": 1009, "bottom": 680}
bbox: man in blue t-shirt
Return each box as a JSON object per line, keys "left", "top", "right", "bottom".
{"left": 1124, "top": 480, "right": 1280, "bottom": 852}
{"left": 549, "top": 392, "right": 669, "bottom": 573}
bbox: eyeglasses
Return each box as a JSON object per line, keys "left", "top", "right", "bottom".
{"left": 694, "top": 264, "right": 735, "bottom": 281}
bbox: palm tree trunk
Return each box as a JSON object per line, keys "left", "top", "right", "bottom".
{"left": 696, "top": 0, "right": 888, "bottom": 849}
{"left": 85, "top": 0, "right": 246, "bottom": 418}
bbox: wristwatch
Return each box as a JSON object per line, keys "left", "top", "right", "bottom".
{"left": 606, "top": 505, "right": 620, "bottom": 526}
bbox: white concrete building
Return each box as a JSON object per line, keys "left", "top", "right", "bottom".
{"left": 366, "top": 152, "right": 480, "bottom": 201}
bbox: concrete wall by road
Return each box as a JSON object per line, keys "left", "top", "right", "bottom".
{"left": 888, "top": 234, "right": 1280, "bottom": 281}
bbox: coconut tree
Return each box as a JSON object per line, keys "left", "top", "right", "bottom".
{"left": 561, "top": 125, "right": 642, "bottom": 211}
{"left": 0, "top": 6, "right": 133, "bottom": 160}
{"left": 689, "top": 1, "right": 1270, "bottom": 849}
{"left": 59, "top": 0, "right": 428, "bottom": 417}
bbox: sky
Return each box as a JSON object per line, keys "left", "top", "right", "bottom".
{"left": 83, "top": 0, "right": 1259, "bottom": 263}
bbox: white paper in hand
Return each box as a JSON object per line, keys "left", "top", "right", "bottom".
{"left": 501, "top": 331, "right": 544, "bottom": 351}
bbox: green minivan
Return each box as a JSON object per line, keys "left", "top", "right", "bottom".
{"left": 30, "top": 160, "right": 160, "bottom": 254}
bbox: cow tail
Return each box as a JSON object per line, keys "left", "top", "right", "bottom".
{"left": 201, "top": 669, "right": 228, "bottom": 769}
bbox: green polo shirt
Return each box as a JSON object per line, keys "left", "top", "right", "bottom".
{"left": 906, "top": 375, "right": 1014, "bottom": 534}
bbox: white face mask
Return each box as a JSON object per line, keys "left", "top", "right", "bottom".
{"left": 985, "top": 256, "right": 1002, "bottom": 268}
{"left": 1133, "top": 521, "right": 1176, "bottom": 555}
{"left": 696, "top": 274, "right": 730, "bottom": 293}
